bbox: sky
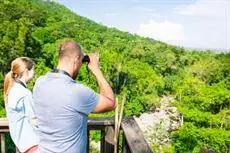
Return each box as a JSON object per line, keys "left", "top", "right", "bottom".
{"left": 57, "top": 0, "right": 230, "bottom": 51}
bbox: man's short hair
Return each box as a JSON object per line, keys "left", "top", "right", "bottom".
{"left": 59, "top": 40, "right": 82, "bottom": 60}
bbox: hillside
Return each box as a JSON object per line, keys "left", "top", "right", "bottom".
{"left": 0, "top": 0, "right": 229, "bottom": 152}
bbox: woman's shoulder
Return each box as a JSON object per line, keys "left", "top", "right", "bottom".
{"left": 8, "top": 83, "right": 31, "bottom": 99}
{"left": 7, "top": 84, "right": 32, "bottom": 109}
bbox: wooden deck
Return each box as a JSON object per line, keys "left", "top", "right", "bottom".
{"left": 0, "top": 117, "right": 153, "bottom": 153}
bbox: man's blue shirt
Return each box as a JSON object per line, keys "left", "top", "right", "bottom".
{"left": 33, "top": 72, "right": 99, "bottom": 153}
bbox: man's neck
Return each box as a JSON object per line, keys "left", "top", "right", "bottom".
{"left": 56, "top": 65, "right": 73, "bottom": 78}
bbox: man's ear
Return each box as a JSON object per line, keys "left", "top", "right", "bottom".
{"left": 74, "top": 55, "right": 81, "bottom": 64}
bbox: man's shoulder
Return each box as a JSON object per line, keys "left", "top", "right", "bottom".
{"left": 36, "top": 75, "right": 46, "bottom": 83}
{"left": 73, "top": 83, "right": 90, "bottom": 91}
{"left": 73, "top": 83, "right": 97, "bottom": 97}
{"left": 34, "top": 75, "right": 48, "bottom": 89}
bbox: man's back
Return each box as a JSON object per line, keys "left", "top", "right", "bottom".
{"left": 33, "top": 72, "right": 99, "bottom": 153}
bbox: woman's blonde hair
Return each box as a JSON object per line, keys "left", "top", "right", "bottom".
{"left": 4, "top": 57, "right": 34, "bottom": 102}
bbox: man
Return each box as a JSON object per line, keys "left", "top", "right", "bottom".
{"left": 33, "top": 40, "right": 116, "bottom": 153}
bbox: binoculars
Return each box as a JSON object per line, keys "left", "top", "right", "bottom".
{"left": 82, "top": 55, "right": 90, "bottom": 63}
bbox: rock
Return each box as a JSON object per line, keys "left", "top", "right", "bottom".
{"left": 134, "top": 96, "right": 181, "bottom": 146}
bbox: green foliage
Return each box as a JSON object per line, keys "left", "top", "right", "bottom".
{"left": 172, "top": 123, "right": 230, "bottom": 153}
{"left": 5, "top": 133, "right": 16, "bottom": 153}
{"left": 151, "top": 144, "right": 175, "bottom": 153}
{"left": 0, "top": 0, "right": 229, "bottom": 152}
{"left": 178, "top": 107, "right": 230, "bottom": 130}
{"left": 121, "top": 60, "right": 161, "bottom": 116}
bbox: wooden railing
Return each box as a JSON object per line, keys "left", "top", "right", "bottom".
{"left": 0, "top": 117, "right": 153, "bottom": 153}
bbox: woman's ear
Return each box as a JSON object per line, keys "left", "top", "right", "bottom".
{"left": 26, "top": 68, "right": 34, "bottom": 81}
{"left": 24, "top": 69, "right": 29, "bottom": 77}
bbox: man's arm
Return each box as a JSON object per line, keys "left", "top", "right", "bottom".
{"left": 87, "top": 53, "right": 116, "bottom": 113}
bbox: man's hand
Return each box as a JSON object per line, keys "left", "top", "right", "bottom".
{"left": 87, "top": 52, "right": 100, "bottom": 74}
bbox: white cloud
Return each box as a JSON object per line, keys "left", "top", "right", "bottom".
{"left": 175, "top": 0, "right": 230, "bottom": 19}
{"left": 173, "top": 0, "right": 230, "bottom": 50}
{"left": 137, "top": 20, "right": 185, "bottom": 43}
{"left": 135, "top": 0, "right": 230, "bottom": 50}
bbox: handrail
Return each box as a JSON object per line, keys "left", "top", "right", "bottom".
{"left": 0, "top": 117, "right": 153, "bottom": 153}
{"left": 122, "top": 117, "right": 153, "bottom": 153}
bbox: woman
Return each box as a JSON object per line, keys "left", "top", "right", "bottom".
{"left": 4, "top": 57, "right": 39, "bottom": 153}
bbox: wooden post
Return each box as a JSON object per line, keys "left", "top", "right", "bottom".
{"left": 16, "top": 147, "right": 20, "bottom": 153}
{"left": 114, "top": 95, "right": 126, "bottom": 153}
{"left": 103, "top": 126, "right": 115, "bottom": 153}
{"left": 100, "top": 130, "right": 105, "bottom": 153}
{"left": 0, "top": 133, "right": 5, "bottom": 153}
{"left": 122, "top": 135, "right": 131, "bottom": 153}
{"left": 114, "top": 98, "right": 119, "bottom": 153}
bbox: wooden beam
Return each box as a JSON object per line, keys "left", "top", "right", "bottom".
{"left": 121, "top": 117, "right": 153, "bottom": 153}
{"left": 100, "top": 130, "right": 105, "bottom": 153}
{"left": 0, "top": 133, "right": 5, "bottom": 153}
{"left": 88, "top": 118, "right": 115, "bottom": 126}
{"left": 122, "top": 134, "right": 131, "bottom": 153}
{"left": 0, "top": 118, "right": 9, "bottom": 133}
{"left": 104, "top": 126, "right": 115, "bottom": 153}
{"left": 16, "top": 147, "right": 20, "bottom": 153}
